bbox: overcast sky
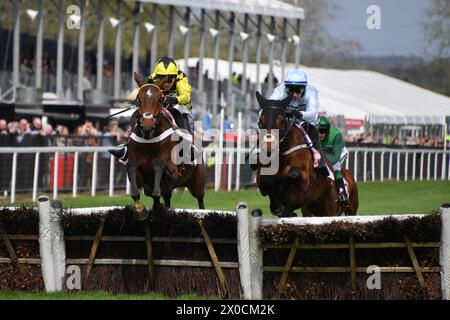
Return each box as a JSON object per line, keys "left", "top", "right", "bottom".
{"left": 325, "top": 0, "right": 429, "bottom": 57}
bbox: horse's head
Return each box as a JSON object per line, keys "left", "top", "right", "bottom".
{"left": 133, "top": 72, "right": 170, "bottom": 136}
{"left": 256, "top": 91, "right": 293, "bottom": 156}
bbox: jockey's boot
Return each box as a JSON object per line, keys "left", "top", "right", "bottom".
{"left": 108, "top": 109, "right": 138, "bottom": 165}
{"left": 306, "top": 123, "right": 329, "bottom": 177}
{"left": 335, "top": 177, "right": 349, "bottom": 205}
{"left": 108, "top": 142, "right": 129, "bottom": 165}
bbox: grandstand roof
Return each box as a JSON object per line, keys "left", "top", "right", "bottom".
{"left": 181, "top": 58, "right": 450, "bottom": 126}
{"left": 137, "top": 0, "right": 304, "bottom": 20}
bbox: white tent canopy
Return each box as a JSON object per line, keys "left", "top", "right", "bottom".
{"left": 180, "top": 58, "right": 450, "bottom": 125}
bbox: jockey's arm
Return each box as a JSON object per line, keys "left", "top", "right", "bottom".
{"left": 302, "top": 85, "right": 319, "bottom": 124}
{"left": 175, "top": 72, "right": 192, "bottom": 107}
{"left": 329, "top": 131, "right": 345, "bottom": 165}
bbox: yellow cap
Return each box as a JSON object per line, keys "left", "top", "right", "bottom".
{"left": 154, "top": 56, "right": 178, "bottom": 76}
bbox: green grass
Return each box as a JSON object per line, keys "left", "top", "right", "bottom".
{"left": 0, "top": 291, "right": 217, "bottom": 300}
{"left": 1, "top": 180, "right": 450, "bottom": 216}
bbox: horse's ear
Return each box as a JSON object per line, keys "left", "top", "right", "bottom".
{"left": 255, "top": 91, "right": 267, "bottom": 108}
{"left": 134, "top": 72, "right": 146, "bottom": 87}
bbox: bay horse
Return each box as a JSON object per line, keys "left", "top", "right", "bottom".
{"left": 127, "top": 72, "right": 206, "bottom": 221}
{"left": 254, "top": 92, "right": 358, "bottom": 217}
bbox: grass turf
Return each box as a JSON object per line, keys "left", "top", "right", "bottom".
{"left": 1, "top": 180, "right": 449, "bottom": 216}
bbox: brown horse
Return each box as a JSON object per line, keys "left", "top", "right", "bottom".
{"left": 255, "top": 92, "right": 358, "bottom": 217}
{"left": 127, "top": 72, "right": 206, "bottom": 221}
{"left": 338, "top": 167, "right": 358, "bottom": 216}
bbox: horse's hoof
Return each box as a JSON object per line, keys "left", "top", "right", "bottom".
{"left": 152, "top": 203, "right": 166, "bottom": 213}
{"left": 133, "top": 208, "right": 149, "bottom": 222}
{"left": 270, "top": 207, "right": 283, "bottom": 217}
{"left": 132, "top": 201, "right": 149, "bottom": 222}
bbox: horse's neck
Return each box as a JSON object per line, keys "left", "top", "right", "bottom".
{"left": 282, "top": 125, "right": 306, "bottom": 150}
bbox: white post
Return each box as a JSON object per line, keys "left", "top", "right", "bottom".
{"left": 126, "top": 177, "right": 131, "bottom": 195}
{"left": 434, "top": 152, "right": 438, "bottom": 181}
{"left": 380, "top": 151, "right": 385, "bottom": 182}
{"left": 420, "top": 152, "right": 424, "bottom": 181}
{"left": 405, "top": 152, "right": 409, "bottom": 182}
{"left": 428, "top": 153, "right": 431, "bottom": 181}
{"left": 345, "top": 151, "right": 350, "bottom": 170}
{"left": 10, "top": 153, "right": 17, "bottom": 203}
{"left": 215, "top": 108, "right": 225, "bottom": 191}
{"left": 109, "top": 155, "right": 115, "bottom": 197}
{"left": 363, "top": 151, "right": 367, "bottom": 182}
{"left": 249, "top": 208, "right": 263, "bottom": 300}
{"left": 236, "top": 202, "right": 251, "bottom": 299}
{"left": 389, "top": 152, "right": 393, "bottom": 180}
{"left": 396, "top": 152, "right": 400, "bottom": 181}
{"left": 235, "top": 112, "right": 242, "bottom": 191}
{"left": 38, "top": 195, "right": 56, "bottom": 292}
{"left": 72, "top": 152, "right": 79, "bottom": 198}
{"left": 371, "top": 151, "right": 375, "bottom": 182}
{"left": 227, "top": 151, "right": 233, "bottom": 191}
{"left": 53, "top": 152, "right": 59, "bottom": 199}
{"left": 440, "top": 204, "right": 450, "bottom": 300}
{"left": 50, "top": 200, "right": 66, "bottom": 291}
{"left": 412, "top": 152, "right": 417, "bottom": 181}
{"left": 32, "top": 153, "right": 40, "bottom": 202}
{"left": 442, "top": 123, "right": 447, "bottom": 180}
{"left": 91, "top": 151, "right": 98, "bottom": 196}
{"left": 354, "top": 151, "right": 358, "bottom": 182}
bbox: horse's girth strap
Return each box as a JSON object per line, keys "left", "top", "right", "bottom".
{"left": 281, "top": 144, "right": 309, "bottom": 156}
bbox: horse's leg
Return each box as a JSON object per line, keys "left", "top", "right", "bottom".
{"left": 127, "top": 161, "right": 148, "bottom": 221}
{"left": 186, "top": 164, "right": 207, "bottom": 209}
{"left": 152, "top": 196, "right": 162, "bottom": 210}
{"left": 163, "top": 194, "right": 172, "bottom": 208}
{"left": 151, "top": 159, "right": 165, "bottom": 198}
{"left": 197, "top": 196, "right": 205, "bottom": 209}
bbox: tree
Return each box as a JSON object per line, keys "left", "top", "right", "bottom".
{"left": 288, "top": 0, "right": 361, "bottom": 67}
{"left": 422, "top": 0, "right": 450, "bottom": 58}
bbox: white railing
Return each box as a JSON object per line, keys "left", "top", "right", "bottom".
{"left": 0, "top": 146, "right": 449, "bottom": 203}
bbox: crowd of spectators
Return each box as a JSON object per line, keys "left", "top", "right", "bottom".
{"left": 344, "top": 132, "right": 444, "bottom": 148}
{"left": 0, "top": 117, "right": 130, "bottom": 147}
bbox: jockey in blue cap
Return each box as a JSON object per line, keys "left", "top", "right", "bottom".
{"left": 268, "top": 68, "right": 328, "bottom": 176}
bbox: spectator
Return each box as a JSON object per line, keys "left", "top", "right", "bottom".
{"left": 391, "top": 136, "right": 400, "bottom": 145}
{"left": 0, "top": 119, "right": 7, "bottom": 135}
{"left": 43, "top": 124, "right": 56, "bottom": 137}
{"left": 31, "top": 117, "right": 43, "bottom": 135}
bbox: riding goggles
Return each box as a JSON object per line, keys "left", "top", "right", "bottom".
{"left": 156, "top": 74, "right": 177, "bottom": 81}
{"left": 318, "top": 128, "right": 329, "bottom": 134}
{"left": 286, "top": 85, "right": 306, "bottom": 95}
